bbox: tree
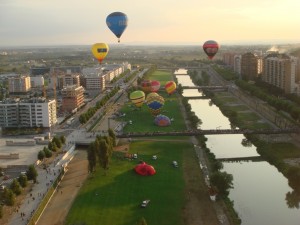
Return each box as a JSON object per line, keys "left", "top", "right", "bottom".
{"left": 26, "top": 164, "right": 38, "bottom": 183}
{"left": 44, "top": 148, "right": 53, "bottom": 158}
{"left": 38, "top": 150, "right": 45, "bottom": 161}
{"left": 3, "top": 188, "right": 15, "bottom": 206}
{"left": 18, "top": 175, "right": 28, "bottom": 188}
{"left": 285, "top": 191, "right": 300, "bottom": 209}
{"left": 210, "top": 171, "right": 233, "bottom": 197}
{"left": 0, "top": 205, "right": 3, "bottom": 219}
{"left": 51, "top": 142, "right": 58, "bottom": 152}
{"left": 48, "top": 142, "right": 53, "bottom": 151}
{"left": 108, "top": 128, "right": 116, "bottom": 147}
{"left": 98, "top": 139, "right": 110, "bottom": 172}
{"left": 10, "top": 179, "right": 22, "bottom": 195}
{"left": 60, "top": 135, "right": 66, "bottom": 144}
{"left": 52, "top": 136, "right": 62, "bottom": 148}
{"left": 87, "top": 142, "right": 97, "bottom": 173}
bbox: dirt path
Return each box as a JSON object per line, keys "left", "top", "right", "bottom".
{"left": 36, "top": 150, "right": 88, "bottom": 225}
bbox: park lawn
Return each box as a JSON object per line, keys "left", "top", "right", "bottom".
{"left": 145, "top": 70, "right": 174, "bottom": 85}
{"left": 65, "top": 140, "right": 190, "bottom": 225}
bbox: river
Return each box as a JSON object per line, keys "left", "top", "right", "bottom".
{"left": 175, "top": 69, "right": 300, "bottom": 225}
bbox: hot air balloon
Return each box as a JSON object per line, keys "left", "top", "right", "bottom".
{"left": 203, "top": 40, "right": 219, "bottom": 59}
{"left": 165, "top": 81, "right": 176, "bottom": 95}
{"left": 146, "top": 94, "right": 165, "bottom": 116}
{"left": 130, "top": 90, "right": 145, "bottom": 108}
{"left": 150, "top": 80, "right": 161, "bottom": 92}
{"left": 91, "top": 43, "right": 109, "bottom": 63}
{"left": 146, "top": 92, "right": 159, "bottom": 101}
{"left": 106, "top": 12, "right": 128, "bottom": 43}
{"left": 154, "top": 114, "right": 171, "bottom": 127}
{"left": 135, "top": 162, "right": 156, "bottom": 176}
{"left": 140, "top": 80, "right": 152, "bottom": 93}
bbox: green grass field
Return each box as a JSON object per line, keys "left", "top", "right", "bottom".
{"left": 65, "top": 70, "right": 194, "bottom": 225}
{"left": 65, "top": 140, "right": 191, "bottom": 225}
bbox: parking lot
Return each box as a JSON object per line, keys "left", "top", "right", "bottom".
{"left": 0, "top": 136, "right": 48, "bottom": 186}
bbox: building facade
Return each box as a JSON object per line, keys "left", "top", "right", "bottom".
{"left": 57, "top": 74, "right": 80, "bottom": 89}
{"left": 241, "top": 52, "right": 259, "bottom": 80}
{"left": 61, "top": 85, "right": 85, "bottom": 113}
{"left": 0, "top": 97, "right": 57, "bottom": 128}
{"left": 261, "top": 53, "right": 299, "bottom": 94}
{"left": 8, "top": 75, "right": 31, "bottom": 94}
{"left": 233, "top": 55, "right": 242, "bottom": 76}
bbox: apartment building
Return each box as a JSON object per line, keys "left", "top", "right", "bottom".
{"left": 81, "top": 67, "right": 106, "bottom": 96}
{"left": 57, "top": 73, "right": 80, "bottom": 89}
{"left": 0, "top": 97, "right": 57, "bottom": 128}
{"left": 61, "top": 85, "right": 85, "bottom": 113}
{"left": 261, "top": 53, "right": 299, "bottom": 94}
{"left": 8, "top": 75, "right": 31, "bottom": 94}
{"left": 241, "top": 52, "right": 259, "bottom": 80}
{"left": 233, "top": 55, "right": 242, "bottom": 76}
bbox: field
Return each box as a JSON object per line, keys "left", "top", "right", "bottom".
{"left": 65, "top": 140, "right": 191, "bottom": 225}
{"left": 64, "top": 70, "right": 219, "bottom": 225}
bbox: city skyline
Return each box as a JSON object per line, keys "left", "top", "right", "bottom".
{"left": 0, "top": 0, "right": 300, "bottom": 47}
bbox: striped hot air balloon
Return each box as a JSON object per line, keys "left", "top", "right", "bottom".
{"left": 165, "top": 81, "right": 176, "bottom": 95}
{"left": 154, "top": 114, "right": 171, "bottom": 127}
{"left": 140, "top": 80, "right": 152, "bottom": 93}
{"left": 146, "top": 94, "right": 165, "bottom": 116}
{"left": 129, "top": 90, "right": 145, "bottom": 108}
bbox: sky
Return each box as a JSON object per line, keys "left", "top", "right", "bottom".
{"left": 1, "top": 0, "right": 300, "bottom": 47}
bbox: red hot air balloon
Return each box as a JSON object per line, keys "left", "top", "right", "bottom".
{"left": 140, "top": 80, "right": 152, "bottom": 93}
{"left": 165, "top": 81, "right": 176, "bottom": 95}
{"left": 150, "top": 80, "right": 161, "bottom": 92}
{"left": 135, "top": 162, "right": 156, "bottom": 176}
{"left": 203, "top": 40, "right": 219, "bottom": 59}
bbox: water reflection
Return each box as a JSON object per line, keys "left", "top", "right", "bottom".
{"left": 175, "top": 68, "right": 300, "bottom": 225}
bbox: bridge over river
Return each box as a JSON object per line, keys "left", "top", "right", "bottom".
{"left": 74, "top": 128, "right": 300, "bottom": 146}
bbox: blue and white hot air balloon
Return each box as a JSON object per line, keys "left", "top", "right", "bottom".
{"left": 106, "top": 12, "right": 128, "bottom": 43}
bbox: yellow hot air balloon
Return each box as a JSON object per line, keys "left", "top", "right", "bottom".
{"left": 91, "top": 43, "right": 109, "bottom": 63}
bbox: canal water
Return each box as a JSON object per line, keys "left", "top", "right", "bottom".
{"left": 175, "top": 69, "right": 300, "bottom": 225}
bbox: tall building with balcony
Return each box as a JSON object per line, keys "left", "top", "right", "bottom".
{"left": 8, "top": 75, "right": 31, "bottom": 94}
{"left": 81, "top": 67, "right": 106, "bottom": 96}
{"left": 222, "top": 53, "right": 236, "bottom": 68}
{"left": 261, "top": 53, "right": 299, "bottom": 94}
{"left": 61, "top": 85, "right": 85, "bottom": 113}
{"left": 57, "top": 73, "right": 80, "bottom": 89}
{"left": 0, "top": 97, "right": 57, "bottom": 128}
{"left": 241, "top": 52, "right": 259, "bottom": 80}
{"left": 233, "top": 55, "right": 242, "bottom": 76}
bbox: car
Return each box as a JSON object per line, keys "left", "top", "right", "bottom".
{"left": 133, "top": 154, "right": 138, "bottom": 159}
{"left": 152, "top": 155, "right": 157, "bottom": 160}
{"left": 172, "top": 161, "right": 178, "bottom": 168}
{"left": 141, "top": 199, "right": 150, "bottom": 208}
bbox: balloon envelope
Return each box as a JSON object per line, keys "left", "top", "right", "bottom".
{"left": 106, "top": 12, "right": 128, "bottom": 42}
{"left": 150, "top": 80, "right": 161, "bottom": 92}
{"left": 140, "top": 80, "right": 152, "bottom": 93}
{"left": 146, "top": 94, "right": 165, "bottom": 116}
{"left": 146, "top": 92, "right": 159, "bottom": 101}
{"left": 130, "top": 90, "right": 145, "bottom": 108}
{"left": 165, "top": 81, "right": 176, "bottom": 95}
{"left": 91, "top": 43, "right": 109, "bottom": 63}
{"left": 203, "top": 40, "right": 219, "bottom": 59}
{"left": 135, "top": 162, "right": 156, "bottom": 176}
{"left": 154, "top": 114, "right": 171, "bottom": 127}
